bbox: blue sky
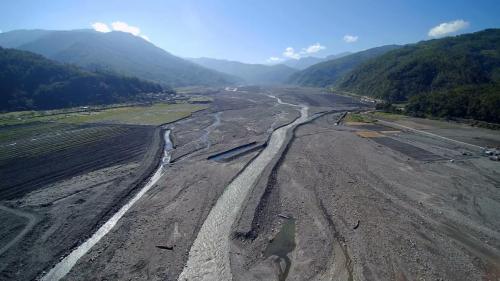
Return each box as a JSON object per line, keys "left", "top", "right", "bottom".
{"left": 1, "top": 0, "right": 499, "bottom": 63}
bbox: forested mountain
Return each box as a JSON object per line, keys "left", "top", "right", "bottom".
{"left": 288, "top": 45, "right": 400, "bottom": 87}
{"left": 282, "top": 52, "right": 351, "bottom": 70}
{"left": 0, "top": 47, "right": 167, "bottom": 111}
{"left": 189, "top": 57, "right": 296, "bottom": 84}
{"left": 339, "top": 29, "right": 500, "bottom": 122}
{"left": 0, "top": 29, "right": 237, "bottom": 87}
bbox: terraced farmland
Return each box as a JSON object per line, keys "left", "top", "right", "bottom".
{"left": 0, "top": 122, "right": 157, "bottom": 200}
{"left": 0, "top": 102, "right": 208, "bottom": 200}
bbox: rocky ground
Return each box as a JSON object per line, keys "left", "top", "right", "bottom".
{"left": 2, "top": 86, "right": 499, "bottom": 281}
{"left": 230, "top": 106, "right": 500, "bottom": 281}
{"left": 61, "top": 88, "right": 302, "bottom": 281}
{"left": 0, "top": 124, "right": 163, "bottom": 280}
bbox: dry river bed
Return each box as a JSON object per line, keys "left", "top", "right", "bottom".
{"left": 3, "top": 86, "right": 500, "bottom": 281}
{"left": 230, "top": 107, "right": 500, "bottom": 281}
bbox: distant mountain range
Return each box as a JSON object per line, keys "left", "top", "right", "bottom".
{"left": 189, "top": 57, "right": 296, "bottom": 85}
{"left": 2, "top": 27, "right": 499, "bottom": 122}
{"left": 0, "top": 47, "right": 166, "bottom": 111}
{"left": 0, "top": 29, "right": 237, "bottom": 87}
{"left": 288, "top": 45, "right": 400, "bottom": 87}
{"left": 188, "top": 52, "right": 352, "bottom": 84}
{"left": 282, "top": 52, "right": 351, "bottom": 70}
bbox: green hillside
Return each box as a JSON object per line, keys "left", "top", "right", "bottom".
{"left": 0, "top": 29, "right": 237, "bottom": 87}
{"left": 288, "top": 45, "right": 400, "bottom": 87}
{"left": 339, "top": 29, "right": 500, "bottom": 122}
{"left": 0, "top": 47, "right": 167, "bottom": 111}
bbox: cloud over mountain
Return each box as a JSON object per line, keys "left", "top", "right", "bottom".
{"left": 428, "top": 19, "right": 469, "bottom": 37}
{"left": 92, "top": 21, "right": 150, "bottom": 42}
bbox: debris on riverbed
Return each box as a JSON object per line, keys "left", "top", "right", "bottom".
{"left": 156, "top": 245, "right": 174, "bottom": 250}
{"left": 207, "top": 141, "right": 266, "bottom": 162}
{"left": 278, "top": 214, "right": 291, "bottom": 219}
{"left": 353, "top": 220, "right": 360, "bottom": 230}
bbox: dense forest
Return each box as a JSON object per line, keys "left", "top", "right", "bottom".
{"left": 0, "top": 47, "right": 167, "bottom": 111}
{"left": 338, "top": 29, "right": 500, "bottom": 123}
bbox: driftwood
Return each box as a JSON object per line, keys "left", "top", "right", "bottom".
{"left": 156, "top": 245, "right": 174, "bottom": 250}
{"left": 353, "top": 220, "right": 360, "bottom": 230}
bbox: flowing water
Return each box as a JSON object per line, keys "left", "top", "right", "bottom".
{"left": 200, "top": 112, "right": 222, "bottom": 149}
{"left": 40, "top": 130, "right": 173, "bottom": 281}
{"left": 177, "top": 96, "right": 308, "bottom": 281}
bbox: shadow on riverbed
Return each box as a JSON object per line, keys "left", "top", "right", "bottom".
{"left": 208, "top": 141, "right": 266, "bottom": 162}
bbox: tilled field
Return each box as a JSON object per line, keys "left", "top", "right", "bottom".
{"left": 0, "top": 122, "right": 163, "bottom": 280}
{"left": 0, "top": 123, "right": 157, "bottom": 200}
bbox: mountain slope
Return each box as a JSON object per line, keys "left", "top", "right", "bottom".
{"left": 0, "top": 29, "right": 236, "bottom": 87}
{"left": 282, "top": 56, "right": 324, "bottom": 70}
{"left": 0, "top": 47, "right": 166, "bottom": 111}
{"left": 288, "top": 45, "right": 400, "bottom": 87}
{"left": 0, "top": 29, "right": 54, "bottom": 48}
{"left": 339, "top": 29, "right": 500, "bottom": 122}
{"left": 189, "top": 57, "right": 296, "bottom": 84}
{"left": 282, "top": 52, "right": 351, "bottom": 70}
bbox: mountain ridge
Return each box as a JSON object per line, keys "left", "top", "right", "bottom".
{"left": 288, "top": 45, "right": 400, "bottom": 87}
{"left": 0, "top": 47, "right": 168, "bottom": 111}
{"left": 339, "top": 29, "right": 500, "bottom": 122}
{"left": 189, "top": 57, "right": 296, "bottom": 85}
{"left": 282, "top": 52, "right": 351, "bottom": 70}
{"left": 0, "top": 29, "right": 237, "bottom": 87}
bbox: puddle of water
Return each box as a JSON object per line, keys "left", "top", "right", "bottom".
{"left": 177, "top": 96, "right": 308, "bottom": 281}
{"left": 263, "top": 218, "right": 296, "bottom": 281}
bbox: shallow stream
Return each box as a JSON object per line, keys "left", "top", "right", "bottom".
{"left": 40, "top": 130, "right": 173, "bottom": 281}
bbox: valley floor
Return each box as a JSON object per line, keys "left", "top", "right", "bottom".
{"left": 1, "top": 86, "right": 499, "bottom": 281}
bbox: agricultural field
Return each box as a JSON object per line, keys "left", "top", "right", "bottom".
{"left": 0, "top": 123, "right": 158, "bottom": 200}
{"left": 0, "top": 103, "right": 208, "bottom": 126}
{"left": 0, "top": 100, "right": 211, "bottom": 201}
{"left": 344, "top": 112, "right": 375, "bottom": 123}
{"left": 0, "top": 120, "right": 165, "bottom": 280}
{"left": 58, "top": 103, "right": 208, "bottom": 125}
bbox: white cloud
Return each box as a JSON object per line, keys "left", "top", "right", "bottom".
{"left": 92, "top": 22, "right": 111, "bottom": 33}
{"left": 428, "top": 19, "right": 469, "bottom": 37}
{"left": 302, "top": 43, "right": 326, "bottom": 54}
{"left": 272, "top": 43, "right": 326, "bottom": 62}
{"left": 343, "top": 35, "right": 359, "bottom": 43}
{"left": 111, "top": 21, "right": 141, "bottom": 36}
{"left": 283, "top": 47, "right": 300, "bottom": 60}
{"left": 91, "top": 21, "right": 152, "bottom": 43}
{"left": 266, "top": 56, "right": 283, "bottom": 63}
